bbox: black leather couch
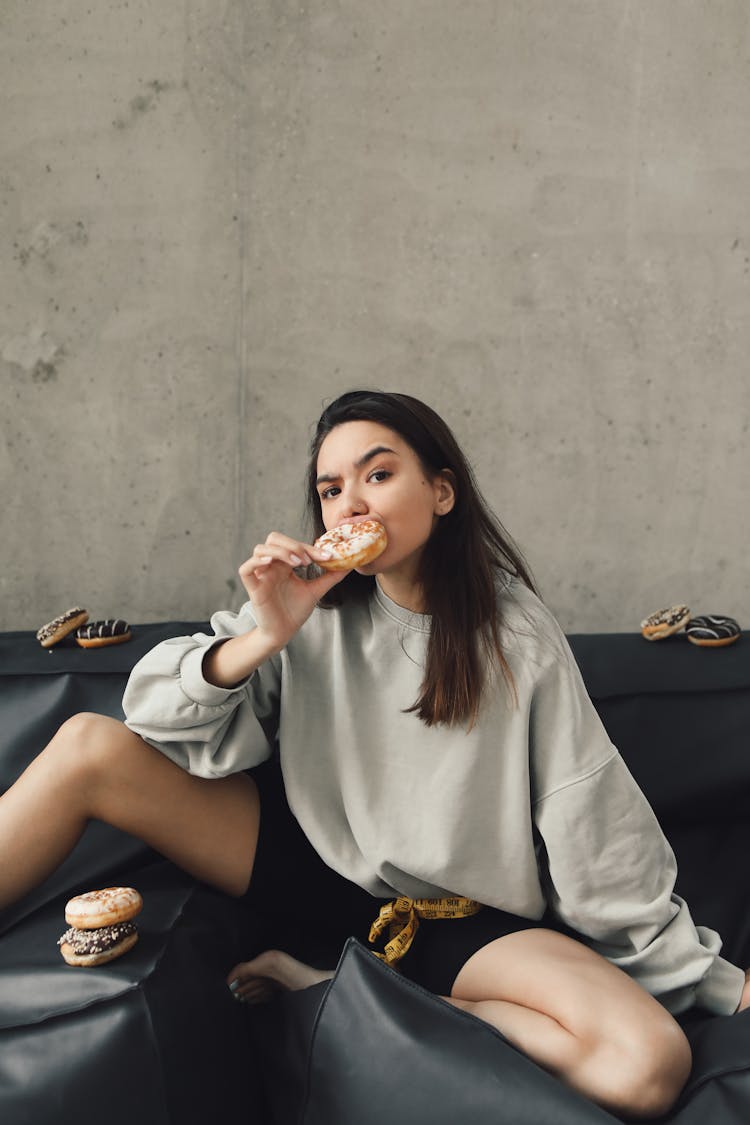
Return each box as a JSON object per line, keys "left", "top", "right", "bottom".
{"left": 2, "top": 621, "right": 750, "bottom": 1124}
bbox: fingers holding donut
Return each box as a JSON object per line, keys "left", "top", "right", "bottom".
{"left": 239, "top": 521, "right": 387, "bottom": 600}
{"left": 236, "top": 532, "right": 347, "bottom": 649}
{"left": 238, "top": 533, "right": 334, "bottom": 594}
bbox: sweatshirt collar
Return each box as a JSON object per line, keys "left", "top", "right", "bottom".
{"left": 373, "top": 580, "right": 432, "bottom": 632}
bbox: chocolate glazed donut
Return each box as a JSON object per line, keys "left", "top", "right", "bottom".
{"left": 685, "top": 615, "right": 741, "bottom": 648}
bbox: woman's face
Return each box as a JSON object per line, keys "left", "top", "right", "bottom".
{"left": 314, "top": 420, "right": 454, "bottom": 591}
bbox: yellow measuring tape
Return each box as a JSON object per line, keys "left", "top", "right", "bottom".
{"left": 368, "top": 895, "right": 483, "bottom": 967}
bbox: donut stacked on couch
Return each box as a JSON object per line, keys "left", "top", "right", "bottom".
{"left": 58, "top": 887, "right": 142, "bottom": 967}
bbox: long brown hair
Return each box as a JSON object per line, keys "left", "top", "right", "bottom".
{"left": 305, "top": 390, "right": 536, "bottom": 728}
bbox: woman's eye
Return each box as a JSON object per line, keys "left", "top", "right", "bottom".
{"left": 319, "top": 486, "right": 340, "bottom": 501}
{"left": 369, "top": 470, "right": 391, "bottom": 484}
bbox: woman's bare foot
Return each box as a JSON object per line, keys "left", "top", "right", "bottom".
{"left": 226, "top": 949, "right": 334, "bottom": 1003}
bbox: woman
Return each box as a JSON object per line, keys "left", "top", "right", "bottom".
{"left": 1, "top": 390, "right": 747, "bottom": 1118}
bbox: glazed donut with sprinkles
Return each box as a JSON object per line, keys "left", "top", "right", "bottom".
{"left": 640, "top": 605, "right": 691, "bottom": 641}
{"left": 313, "top": 519, "right": 387, "bottom": 572}
{"left": 36, "top": 607, "right": 89, "bottom": 648}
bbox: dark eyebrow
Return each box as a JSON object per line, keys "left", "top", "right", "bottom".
{"left": 316, "top": 445, "right": 398, "bottom": 487}
{"left": 356, "top": 444, "right": 397, "bottom": 468}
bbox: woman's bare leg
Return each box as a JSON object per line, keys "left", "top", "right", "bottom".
{"left": 230, "top": 930, "right": 691, "bottom": 1118}
{"left": 0, "top": 712, "right": 260, "bottom": 910}
{"left": 449, "top": 928, "right": 692, "bottom": 1119}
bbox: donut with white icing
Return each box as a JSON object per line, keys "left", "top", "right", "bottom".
{"left": 314, "top": 520, "right": 387, "bottom": 571}
{"left": 65, "top": 886, "right": 143, "bottom": 930}
{"left": 640, "top": 605, "right": 691, "bottom": 641}
{"left": 685, "top": 615, "right": 741, "bottom": 648}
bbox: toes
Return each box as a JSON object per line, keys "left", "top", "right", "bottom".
{"left": 232, "top": 978, "right": 279, "bottom": 1004}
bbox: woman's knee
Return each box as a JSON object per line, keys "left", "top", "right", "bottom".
{"left": 50, "top": 713, "right": 135, "bottom": 784}
{"left": 637, "top": 1020, "right": 692, "bottom": 1118}
{"left": 594, "top": 1017, "right": 692, "bottom": 1119}
{"left": 55, "top": 711, "right": 126, "bottom": 749}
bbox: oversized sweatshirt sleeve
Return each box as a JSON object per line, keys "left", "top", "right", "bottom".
{"left": 527, "top": 621, "right": 745, "bottom": 1016}
{"left": 122, "top": 602, "right": 280, "bottom": 778}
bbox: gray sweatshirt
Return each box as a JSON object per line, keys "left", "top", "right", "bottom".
{"left": 122, "top": 576, "right": 744, "bottom": 1015}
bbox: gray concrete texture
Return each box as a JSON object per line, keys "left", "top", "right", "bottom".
{"left": 2, "top": 2, "right": 749, "bottom": 635}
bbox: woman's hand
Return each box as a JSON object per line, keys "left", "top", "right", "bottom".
{"left": 238, "top": 531, "right": 346, "bottom": 653}
{"left": 737, "top": 969, "right": 750, "bottom": 1013}
{"left": 202, "top": 531, "right": 348, "bottom": 690}
{"left": 226, "top": 950, "right": 334, "bottom": 1003}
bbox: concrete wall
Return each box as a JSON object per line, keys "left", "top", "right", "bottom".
{"left": 2, "top": 2, "right": 749, "bottom": 634}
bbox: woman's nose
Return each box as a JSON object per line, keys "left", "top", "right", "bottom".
{"left": 339, "top": 487, "right": 367, "bottom": 518}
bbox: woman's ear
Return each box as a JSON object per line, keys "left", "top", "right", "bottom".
{"left": 434, "top": 469, "right": 456, "bottom": 516}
